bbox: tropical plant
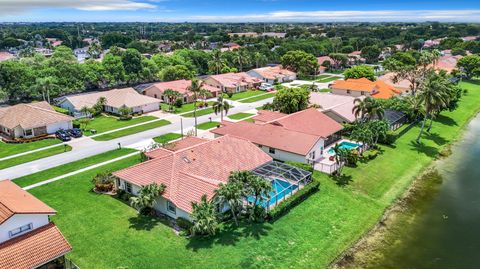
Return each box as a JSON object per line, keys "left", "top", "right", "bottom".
{"left": 272, "top": 86, "right": 309, "bottom": 114}
{"left": 163, "top": 89, "right": 182, "bottom": 112}
{"left": 188, "top": 79, "right": 212, "bottom": 136}
{"left": 332, "top": 144, "right": 348, "bottom": 176}
{"left": 33, "top": 76, "right": 57, "bottom": 103}
{"left": 233, "top": 50, "right": 249, "bottom": 71}
{"left": 352, "top": 97, "right": 384, "bottom": 120}
{"left": 369, "top": 120, "right": 390, "bottom": 145}
{"left": 91, "top": 172, "right": 115, "bottom": 192}
{"left": 129, "top": 183, "right": 166, "bottom": 215}
{"left": 212, "top": 95, "right": 230, "bottom": 121}
{"left": 190, "top": 195, "right": 220, "bottom": 236}
{"left": 208, "top": 49, "right": 224, "bottom": 75}
{"left": 92, "top": 96, "right": 107, "bottom": 116}
{"left": 80, "top": 105, "right": 92, "bottom": 118}
{"left": 215, "top": 182, "right": 243, "bottom": 226}
{"left": 118, "top": 105, "right": 132, "bottom": 120}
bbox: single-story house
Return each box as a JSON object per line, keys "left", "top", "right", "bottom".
{"left": 309, "top": 92, "right": 364, "bottom": 124}
{"left": 428, "top": 55, "right": 463, "bottom": 73}
{"left": 329, "top": 78, "right": 401, "bottom": 99}
{"left": 247, "top": 66, "right": 296, "bottom": 84}
{"left": 112, "top": 135, "right": 273, "bottom": 220}
{"left": 140, "top": 79, "right": 220, "bottom": 103}
{"left": 203, "top": 72, "right": 262, "bottom": 94}
{"left": 0, "top": 180, "right": 72, "bottom": 269}
{"left": 0, "top": 101, "right": 73, "bottom": 139}
{"left": 57, "top": 87, "right": 161, "bottom": 117}
{"left": 348, "top": 51, "right": 366, "bottom": 65}
{"left": 211, "top": 108, "right": 343, "bottom": 165}
{"left": 377, "top": 72, "right": 412, "bottom": 93}
{"left": 317, "top": 56, "right": 335, "bottom": 73}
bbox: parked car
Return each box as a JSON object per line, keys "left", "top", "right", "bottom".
{"left": 259, "top": 83, "right": 274, "bottom": 91}
{"left": 55, "top": 130, "right": 71, "bottom": 141}
{"left": 67, "top": 128, "right": 83, "bottom": 138}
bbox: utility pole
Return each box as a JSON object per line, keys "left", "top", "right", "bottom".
{"left": 180, "top": 118, "right": 184, "bottom": 138}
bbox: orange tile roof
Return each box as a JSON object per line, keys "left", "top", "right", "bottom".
{"left": 208, "top": 72, "right": 262, "bottom": 88}
{"left": 0, "top": 222, "right": 72, "bottom": 269}
{"left": 113, "top": 135, "right": 272, "bottom": 213}
{"left": 144, "top": 79, "right": 220, "bottom": 96}
{"left": 0, "top": 180, "right": 56, "bottom": 224}
{"left": 330, "top": 78, "right": 400, "bottom": 99}
{"left": 0, "top": 102, "right": 73, "bottom": 130}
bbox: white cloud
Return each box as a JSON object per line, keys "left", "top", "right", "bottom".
{"left": 190, "top": 9, "right": 480, "bottom": 22}
{"left": 0, "top": 0, "right": 157, "bottom": 15}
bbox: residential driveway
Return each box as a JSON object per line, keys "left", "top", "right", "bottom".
{"left": 0, "top": 97, "right": 274, "bottom": 180}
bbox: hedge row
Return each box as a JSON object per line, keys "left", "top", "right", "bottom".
{"left": 267, "top": 180, "right": 320, "bottom": 221}
{"left": 2, "top": 134, "right": 56, "bottom": 144}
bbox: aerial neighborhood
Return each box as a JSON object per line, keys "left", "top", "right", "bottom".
{"left": 0, "top": 19, "right": 480, "bottom": 269}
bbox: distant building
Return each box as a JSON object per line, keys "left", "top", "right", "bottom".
{"left": 247, "top": 66, "right": 296, "bottom": 84}
{"left": 261, "top": 32, "right": 287, "bottom": 38}
{"left": 309, "top": 92, "right": 363, "bottom": 123}
{"left": 203, "top": 72, "right": 262, "bottom": 93}
{"left": 0, "top": 51, "right": 15, "bottom": 62}
{"left": 228, "top": 32, "right": 259, "bottom": 38}
{"left": 140, "top": 79, "right": 220, "bottom": 103}
{"left": 329, "top": 78, "right": 401, "bottom": 99}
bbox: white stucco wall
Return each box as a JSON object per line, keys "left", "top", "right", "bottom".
{"left": 0, "top": 214, "right": 50, "bottom": 243}
{"left": 46, "top": 121, "right": 73, "bottom": 134}
{"left": 331, "top": 89, "right": 371, "bottom": 98}
{"left": 257, "top": 145, "right": 307, "bottom": 163}
{"left": 58, "top": 99, "right": 77, "bottom": 113}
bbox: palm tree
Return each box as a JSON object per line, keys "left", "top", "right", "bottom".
{"left": 212, "top": 95, "right": 230, "bottom": 121}
{"left": 188, "top": 79, "right": 212, "bottom": 136}
{"left": 190, "top": 195, "right": 219, "bottom": 236}
{"left": 130, "top": 183, "right": 166, "bottom": 215}
{"left": 369, "top": 120, "right": 389, "bottom": 145}
{"left": 80, "top": 105, "right": 91, "bottom": 118}
{"left": 332, "top": 144, "right": 348, "bottom": 176}
{"left": 34, "top": 76, "right": 57, "bottom": 103}
{"left": 233, "top": 50, "right": 248, "bottom": 71}
{"left": 163, "top": 89, "right": 182, "bottom": 112}
{"left": 208, "top": 49, "right": 224, "bottom": 75}
{"left": 215, "top": 182, "right": 243, "bottom": 226}
{"left": 415, "top": 73, "right": 449, "bottom": 143}
{"left": 246, "top": 175, "right": 272, "bottom": 219}
{"left": 352, "top": 97, "right": 384, "bottom": 120}
{"left": 254, "top": 52, "right": 268, "bottom": 68}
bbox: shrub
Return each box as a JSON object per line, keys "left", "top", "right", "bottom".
{"left": 379, "top": 130, "right": 397, "bottom": 145}
{"left": 174, "top": 98, "right": 183, "bottom": 108}
{"left": 267, "top": 180, "right": 320, "bottom": 221}
{"left": 345, "top": 150, "right": 359, "bottom": 167}
{"left": 363, "top": 149, "right": 379, "bottom": 160}
{"left": 285, "top": 161, "right": 314, "bottom": 173}
{"left": 119, "top": 114, "right": 133, "bottom": 121}
{"left": 92, "top": 172, "right": 115, "bottom": 192}
{"left": 176, "top": 217, "right": 193, "bottom": 233}
{"left": 72, "top": 122, "right": 81, "bottom": 128}
{"left": 226, "top": 92, "right": 234, "bottom": 98}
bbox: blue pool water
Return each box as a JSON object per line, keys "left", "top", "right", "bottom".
{"left": 327, "top": 141, "right": 360, "bottom": 155}
{"left": 248, "top": 179, "right": 297, "bottom": 208}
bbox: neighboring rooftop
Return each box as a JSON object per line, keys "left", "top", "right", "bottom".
{"left": 0, "top": 101, "right": 73, "bottom": 130}
{"left": 113, "top": 135, "right": 272, "bottom": 213}
{"left": 309, "top": 92, "right": 363, "bottom": 122}
{"left": 377, "top": 72, "right": 412, "bottom": 92}
{"left": 207, "top": 72, "right": 262, "bottom": 88}
{"left": 330, "top": 78, "right": 401, "bottom": 99}
{"left": 0, "top": 51, "right": 15, "bottom": 62}
{"left": 141, "top": 79, "right": 220, "bottom": 96}
{"left": 250, "top": 66, "right": 295, "bottom": 80}
{"left": 428, "top": 55, "right": 463, "bottom": 73}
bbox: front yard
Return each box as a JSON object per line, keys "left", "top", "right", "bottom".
{"left": 20, "top": 81, "right": 480, "bottom": 268}
{"left": 239, "top": 92, "right": 275, "bottom": 103}
{"left": 76, "top": 115, "right": 158, "bottom": 136}
{"left": 227, "top": 112, "right": 255, "bottom": 120}
{"left": 196, "top": 121, "right": 220, "bottom": 130}
{"left": 224, "top": 90, "right": 266, "bottom": 101}
{"left": 161, "top": 101, "right": 215, "bottom": 114}
{"left": 0, "top": 139, "right": 61, "bottom": 159}
{"left": 0, "top": 144, "right": 72, "bottom": 170}
{"left": 92, "top": 120, "right": 171, "bottom": 141}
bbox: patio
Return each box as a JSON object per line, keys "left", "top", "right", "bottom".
{"left": 312, "top": 139, "right": 362, "bottom": 174}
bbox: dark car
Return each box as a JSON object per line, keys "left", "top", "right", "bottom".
{"left": 67, "top": 128, "right": 83, "bottom": 138}
{"left": 55, "top": 130, "right": 71, "bottom": 142}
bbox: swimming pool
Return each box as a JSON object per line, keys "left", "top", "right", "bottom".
{"left": 247, "top": 179, "right": 297, "bottom": 208}
{"left": 327, "top": 141, "right": 360, "bottom": 155}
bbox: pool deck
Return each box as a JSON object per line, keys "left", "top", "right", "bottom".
{"left": 313, "top": 139, "right": 362, "bottom": 174}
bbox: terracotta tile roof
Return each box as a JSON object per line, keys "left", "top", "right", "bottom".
{"left": 378, "top": 72, "right": 411, "bottom": 92}
{"left": 317, "top": 56, "right": 334, "bottom": 65}
{"left": 309, "top": 93, "right": 362, "bottom": 122}
{"left": 250, "top": 66, "right": 295, "bottom": 80}
{"left": 330, "top": 78, "right": 400, "bottom": 99}
{"left": 212, "top": 108, "right": 343, "bottom": 155}
{"left": 113, "top": 135, "right": 272, "bottom": 213}
{"left": 0, "top": 102, "right": 73, "bottom": 130}
{"left": 0, "top": 222, "right": 72, "bottom": 269}
{"left": 143, "top": 79, "right": 220, "bottom": 96}
{"left": 251, "top": 110, "right": 287, "bottom": 123}
{"left": 0, "top": 180, "right": 56, "bottom": 224}
{"left": 207, "top": 72, "right": 262, "bottom": 88}
{"left": 0, "top": 51, "right": 15, "bottom": 62}
{"left": 428, "top": 55, "right": 462, "bottom": 73}
{"left": 60, "top": 88, "right": 160, "bottom": 110}
{"left": 145, "top": 137, "right": 208, "bottom": 159}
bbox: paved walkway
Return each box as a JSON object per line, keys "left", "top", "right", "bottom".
{"left": 23, "top": 151, "right": 140, "bottom": 190}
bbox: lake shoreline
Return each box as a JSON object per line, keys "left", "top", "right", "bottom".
{"left": 330, "top": 109, "right": 480, "bottom": 268}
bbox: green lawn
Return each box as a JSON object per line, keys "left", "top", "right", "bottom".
{"left": 227, "top": 112, "right": 255, "bottom": 120}
{"left": 22, "top": 80, "right": 480, "bottom": 269}
{"left": 182, "top": 105, "right": 234, "bottom": 118}
{"left": 239, "top": 92, "right": 275, "bottom": 103}
{"left": 13, "top": 148, "right": 137, "bottom": 188}
{"left": 153, "top": 133, "right": 182, "bottom": 144}
{"left": 161, "top": 101, "right": 215, "bottom": 114}
{"left": 0, "top": 145, "right": 72, "bottom": 170}
{"left": 224, "top": 90, "right": 266, "bottom": 101}
{"left": 317, "top": 76, "right": 341, "bottom": 83}
{"left": 92, "top": 120, "right": 171, "bottom": 141}
{"left": 196, "top": 121, "right": 220, "bottom": 130}
{"left": 0, "top": 139, "right": 61, "bottom": 159}
{"left": 77, "top": 115, "right": 158, "bottom": 136}
{"left": 319, "top": 88, "right": 331, "bottom": 92}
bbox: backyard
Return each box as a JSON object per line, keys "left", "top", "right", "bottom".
{"left": 21, "top": 81, "right": 480, "bottom": 268}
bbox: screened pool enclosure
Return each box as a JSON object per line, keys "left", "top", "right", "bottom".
{"left": 251, "top": 161, "right": 313, "bottom": 210}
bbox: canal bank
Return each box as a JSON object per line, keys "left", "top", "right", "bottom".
{"left": 334, "top": 112, "right": 480, "bottom": 269}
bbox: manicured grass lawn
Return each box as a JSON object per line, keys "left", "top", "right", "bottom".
{"left": 13, "top": 148, "right": 137, "bottom": 188}
{"left": 239, "top": 92, "right": 275, "bottom": 103}
{"left": 196, "top": 121, "right": 220, "bottom": 130}
{"left": 224, "top": 90, "right": 266, "bottom": 101}
{"left": 161, "top": 101, "right": 215, "bottom": 114}
{"left": 317, "top": 76, "right": 341, "bottom": 83}
{"left": 319, "top": 88, "right": 331, "bottom": 92}
{"left": 182, "top": 105, "right": 234, "bottom": 118}
{"left": 153, "top": 133, "right": 182, "bottom": 144}
{"left": 77, "top": 115, "right": 158, "bottom": 136}
{"left": 0, "top": 139, "right": 61, "bottom": 159}
{"left": 243, "top": 118, "right": 255, "bottom": 123}
{"left": 0, "top": 145, "right": 72, "bottom": 170}
{"left": 227, "top": 112, "right": 254, "bottom": 120}
{"left": 23, "top": 80, "right": 480, "bottom": 269}
{"left": 93, "top": 120, "right": 171, "bottom": 141}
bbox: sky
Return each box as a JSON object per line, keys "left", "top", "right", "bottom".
{"left": 1, "top": 0, "right": 480, "bottom": 22}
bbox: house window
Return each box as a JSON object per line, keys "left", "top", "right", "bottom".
{"left": 125, "top": 182, "right": 132, "bottom": 194}
{"left": 346, "top": 90, "right": 351, "bottom": 94}
{"left": 183, "top": 96, "right": 187, "bottom": 103}
{"left": 269, "top": 147, "right": 276, "bottom": 154}
{"left": 167, "top": 201, "right": 176, "bottom": 214}
{"left": 9, "top": 223, "right": 33, "bottom": 238}
{"left": 361, "top": 91, "right": 365, "bottom": 95}
{"left": 236, "top": 86, "right": 241, "bottom": 93}
{"left": 23, "top": 129, "right": 33, "bottom": 137}
{"left": 154, "top": 94, "right": 158, "bottom": 98}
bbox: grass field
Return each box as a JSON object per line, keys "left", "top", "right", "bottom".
{"left": 161, "top": 102, "right": 215, "bottom": 114}
{"left": 153, "top": 133, "right": 182, "bottom": 144}
{"left": 227, "top": 112, "right": 254, "bottom": 120}
{"left": 317, "top": 76, "right": 341, "bottom": 83}
{"left": 77, "top": 115, "right": 158, "bottom": 136}
{"left": 0, "top": 145, "right": 72, "bottom": 170}
{"left": 224, "top": 90, "right": 266, "bottom": 101}
{"left": 23, "top": 81, "right": 480, "bottom": 269}
{"left": 92, "top": 120, "right": 171, "bottom": 141}
{"left": 13, "top": 148, "right": 137, "bottom": 188}
{"left": 196, "top": 121, "right": 220, "bottom": 130}
{"left": 0, "top": 139, "right": 61, "bottom": 159}
{"left": 182, "top": 105, "right": 234, "bottom": 118}
{"left": 239, "top": 92, "right": 275, "bottom": 103}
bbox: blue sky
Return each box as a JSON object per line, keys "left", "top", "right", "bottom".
{"left": 1, "top": 0, "right": 480, "bottom": 22}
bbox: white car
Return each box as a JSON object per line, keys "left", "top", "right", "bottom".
{"left": 259, "top": 83, "right": 274, "bottom": 91}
